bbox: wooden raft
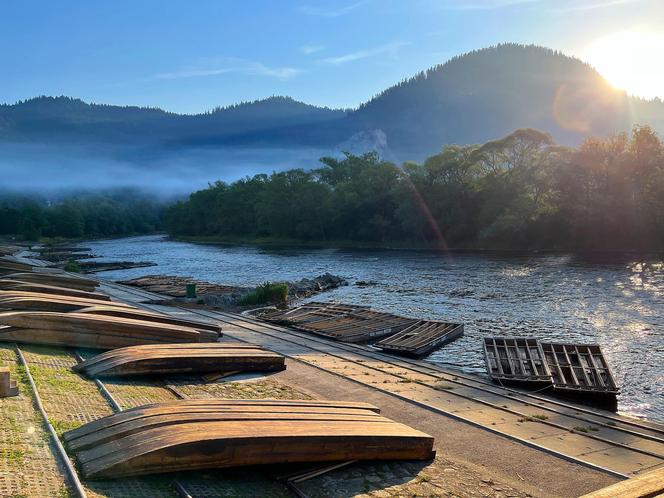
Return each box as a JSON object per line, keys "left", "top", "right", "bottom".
{"left": 0, "top": 292, "right": 132, "bottom": 312}
{"left": 0, "top": 311, "right": 217, "bottom": 349}
{"left": 540, "top": 342, "right": 619, "bottom": 397}
{"left": 483, "top": 337, "right": 553, "bottom": 387}
{"left": 73, "top": 343, "right": 284, "bottom": 378}
{"left": 263, "top": 302, "right": 419, "bottom": 343}
{"left": 376, "top": 320, "right": 464, "bottom": 357}
{"left": 3, "top": 271, "right": 99, "bottom": 292}
{"left": 76, "top": 305, "right": 221, "bottom": 334}
{"left": 0, "top": 257, "right": 34, "bottom": 273}
{"left": 0, "top": 280, "right": 111, "bottom": 301}
{"left": 63, "top": 399, "right": 435, "bottom": 478}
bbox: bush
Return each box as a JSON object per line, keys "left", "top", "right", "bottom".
{"left": 63, "top": 258, "right": 81, "bottom": 273}
{"left": 239, "top": 282, "right": 288, "bottom": 306}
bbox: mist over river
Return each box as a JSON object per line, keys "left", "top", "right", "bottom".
{"left": 86, "top": 235, "right": 664, "bottom": 422}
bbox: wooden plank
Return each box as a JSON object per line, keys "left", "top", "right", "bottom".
{"left": 63, "top": 399, "right": 435, "bottom": 478}
{"left": 76, "top": 305, "right": 222, "bottom": 334}
{"left": 0, "top": 311, "right": 213, "bottom": 348}
{"left": 0, "top": 294, "right": 132, "bottom": 312}
{"left": 0, "top": 280, "right": 111, "bottom": 301}
{"left": 580, "top": 467, "right": 664, "bottom": 498}
{"left": 376, "top": 321, "right": 463, "bottom": 357}
{"left": 73, "top": 342, "right": 284, "bottom": 377}
{"left": 482, "top": 337, "right": 552, "bottom": 385}
{"left": 3, "top": 271, "right": 98, "bottom": 291}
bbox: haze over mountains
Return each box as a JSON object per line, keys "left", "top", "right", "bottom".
{"left": 2, "top": 44, "right": 663, "bottom": 192}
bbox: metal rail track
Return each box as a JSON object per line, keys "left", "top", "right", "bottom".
{"left": 71, "top": 350, "right": 195, "bottom": 498}
{"left": 14, "top": 345, "right": 88, "bottom": 498}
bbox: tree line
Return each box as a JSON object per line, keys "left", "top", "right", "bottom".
{"left": 166, "top": 126, "right": 664, "bottom": 251}
{"left": 0, "top": 192, "right": 164, "bottom": 241}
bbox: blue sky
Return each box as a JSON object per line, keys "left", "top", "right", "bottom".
{"left": 1, "top": 0, "right": 662, "bottom": 113}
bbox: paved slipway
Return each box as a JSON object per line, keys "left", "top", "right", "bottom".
{"left": 100, "top": 280, "right": 664, "bottom": 498}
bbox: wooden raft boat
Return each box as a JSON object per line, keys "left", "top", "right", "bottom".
{"left": 0, "top": 280, "right": 111, "bottom": 301}
{"left": 540, "top": 342, "right": 619, "bottom": 403}
{"left": 298, "top": 309, "right": 417, "bottom": 342}
{"left": 73, "top": 343, "right": 284, "bottom": 378}
{"left": 3, "top": 272, "right": 98, "bottom": 292}
{"left": 0, "top": 311, "right": 217, "bottom": 349}
{"left": 483, "top": 337, "right": 553, "bottom": 387}
{"left": 0, "top": 258, "right": 34, "bottom": 274}
{"left": 63, "top": 399, "right": 435, "bottom": 478}
{"left": 376, "top": 320, "right": 464, "bottom": 357}
{"left": 0, "top": 292, "right": 131, "bottom": 312}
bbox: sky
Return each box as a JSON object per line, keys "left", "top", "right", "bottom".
{"left": 1, "top": 0, "right": 662, "bottom": 114}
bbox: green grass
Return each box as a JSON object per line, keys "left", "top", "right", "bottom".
{"left": 239, "top": 282, "right": 288, "bottom": 306}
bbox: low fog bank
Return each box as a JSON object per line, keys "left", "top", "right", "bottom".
{"left": 0, "top": 141, "right": 337, "bottom": 195}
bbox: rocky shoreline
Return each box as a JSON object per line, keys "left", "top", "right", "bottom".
{"left": 119, "top": 272, "right": 347, "bottom": 309}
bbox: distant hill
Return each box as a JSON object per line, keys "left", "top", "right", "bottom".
{"left": 1, "top": 44, "right": 663, "bottom": 190}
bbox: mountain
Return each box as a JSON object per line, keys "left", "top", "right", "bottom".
{"left": 349, "top": 44, "right": 664, "bottom": 156}
{"left": 1, "top": 44, "right": 663, "bottom": 190}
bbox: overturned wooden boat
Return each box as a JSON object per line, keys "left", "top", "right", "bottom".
{"left": 0, "top": 292, "right": 131, "bottom": 312}
{"left": 540, "top": 342, "right": 619, "bottom": 405}
{"left": 63, "top": 399, "right": 435, "bottom": 478}
{"left": 3, "top": 272, "right": 98, "bottom": 292}
{"left": 76, "top": 305, "right": 221, "bottom": 334}
{"left": 376, "top": 320, "right": 464, "bottom": 357}
{"left": 73, "top": 342, "right": 283, "bottom": 378}
{"left": 0, "top": 280, "right": 110, "bottom": 301}
{"left": 483, "top": 337, "right": 553, "bottom": 387}
{"left": 0, "top": 258, "right": 34, "bottom": 274}
{"left": 0, "top": 311, "right": 217, "bottom": 349}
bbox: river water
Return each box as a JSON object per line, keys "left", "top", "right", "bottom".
{"left": 85, "top": 235, "right": 664, "bottom": 422}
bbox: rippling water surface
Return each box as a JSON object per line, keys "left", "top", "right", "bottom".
{"left": 87, "top": 235, "right": 664, "bottom": 421}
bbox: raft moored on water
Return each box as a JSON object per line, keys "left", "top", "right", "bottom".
{"left": 483, "top": 336, "right": 619, "bottom": 408}
{"left": 73, "top": 342, "right": 283, "bottom": 378}
{"left": 63, "top": 399, "right": 436, "bottom": 479}
{"left": 377, "top": 320, "right": 464, "bottom": 357}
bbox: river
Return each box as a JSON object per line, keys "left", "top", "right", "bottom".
{"left": 85, "top": 235, "right": 664, "bottom": 422}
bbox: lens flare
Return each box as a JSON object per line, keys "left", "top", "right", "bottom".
{"left": 584, "top": 30, "right": 664, "bottom": 100}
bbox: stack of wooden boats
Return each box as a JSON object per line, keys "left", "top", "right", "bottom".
{"left": 262, "top": 301, "right": 463, "bottom": 356}
{"left": 74, "top": 342, "right": 285, "bottom": 378}
{"left": 0, "top": 265, "right": 222, "bottom": 349}
{"left": 483, "top": 337, "right": 619, "bottom": 406}
{"left": 63, "top": 399, "right": 436, "bottom": 479}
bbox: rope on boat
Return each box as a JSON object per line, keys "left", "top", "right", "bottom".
{"left": 15, "top": 345, "right": 88, "bottom": 498}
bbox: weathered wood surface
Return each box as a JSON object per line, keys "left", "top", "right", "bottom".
{"left": 73, "top": 342, "right": 284, "bottom": 378}
{"left": 0, "top": 366, "right": 19, "bottom": 397}
{"left": 483, "top": 337, "right": 553, "bottom": 386}
{"left": 0, "top": 311, "right": 216, "bottom": 349}
{"left": 3, "top": 271, "right": 98, "bottom": 291}
{"left": 0, "top": 292, "right": 131, "bottom": 312}
{"left": 540, "top": 342, "right": 619, "bottom": 395}
{"left": 0, "top": 258, "right": 34, "bottom": 273}
{"left": 263, "top": 302, "right": 423, "bottom": 342}
{"left": 580, "top": 467, "right": 664, "bottom": 498}
{"left": 376, "top": 320, "right": 464, "bottom": 357}
{"left": 63, "top": 399, "right": 435, "bottom": 478}
{"left": 0, "top": 280, "right": 111, "bottom": 301}
{"left": 76, "top": 305, "right": 222, "bottom": 334}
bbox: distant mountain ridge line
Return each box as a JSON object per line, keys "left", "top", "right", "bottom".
{"left": 1, "top": 43, "right": 663, "bottom": 164}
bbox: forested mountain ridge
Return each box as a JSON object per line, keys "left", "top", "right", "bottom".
{"left": 1, "top": 44, "right": 663, "bottom": 188}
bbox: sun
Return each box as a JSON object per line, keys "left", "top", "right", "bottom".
{"left": 584, "top": 30, "right": 664, "bottom": 101}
